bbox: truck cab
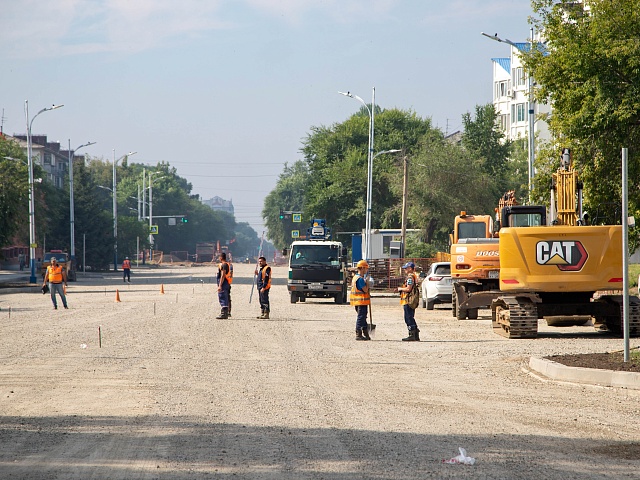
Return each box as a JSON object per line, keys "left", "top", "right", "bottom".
{"left": 286, "top": 219, "right": 349, "bottom": 304}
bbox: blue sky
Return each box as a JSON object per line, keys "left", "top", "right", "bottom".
{"left": 0, "top": 0, "right": 533, "bottom": 235}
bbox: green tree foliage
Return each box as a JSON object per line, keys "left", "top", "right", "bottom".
{"left": 265, "top": 106, "right": 522, "bottom": 253}
{"left": 525, "top": 0, "right": 640, "bottom": 232}
{"left": 301, "top": 108, "right": 434, "bottom": 234}
{"left": 462, "top": 104, "right": 513, "bottom": 197}
{"left": 0, "top": 137, "right": 29, "bottom": 249}
{"left": 262, "top": 160, "right": 310, "bottom": 249}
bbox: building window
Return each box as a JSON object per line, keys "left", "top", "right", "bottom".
{"left": 511, "top": 103, "right": 527, "bottom": 124}
{"left": 497, "top": 114, "right": 509, "bottom": 131}
{"left": 495, "top": 80, "right": 511, "bottom": 99}
{"left": 512, "top": 67, "right": 526, "bottom": 87}
{"left": 43, "top": 153, "right": 51, "bottom": 165}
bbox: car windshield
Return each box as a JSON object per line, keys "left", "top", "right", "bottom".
{"left": 291, "top": 245, "right": 340, "bottom": 266}
{"left": 433, "top": 264, "right": 450, "bottom": 276}
{"left": 44, "top": 253, "right": 66, "bottom": 261}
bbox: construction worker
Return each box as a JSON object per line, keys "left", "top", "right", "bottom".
{"left": 398, "top": 261, "right": 420, "bottom": 341}
{"left": 122, "top": 257, "right": 131, "bottom": 283}
{"left": 215, "top": 252, "right": 232, "bottom": 319}
{"left": 255, "top": 256, "right": 271, "bottom": 319}
{"left": 42, "top": 257, "right": 68, "bottom": 310}
{"left": 350, "top": 259, "right": 372, "bottom": 340}
{"left": 227, "top": 257, "right": 234, "bottom": 317}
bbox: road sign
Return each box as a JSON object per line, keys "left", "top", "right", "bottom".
{"left": 150, "top": 225, "right": 159, "bottom": 235}
{"left": 291, "top": 230, "right": 299, "bottom": 238}
{"left": 293, "top": 214, "right": 302, "bottom": 223}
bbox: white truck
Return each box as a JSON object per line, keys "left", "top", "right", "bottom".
{"left": 286, "top": 219, "right": 349, "bottom": 304}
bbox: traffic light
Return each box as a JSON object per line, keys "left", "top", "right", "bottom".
{"left": 279, "top": 212, "right": 284, "bottom": 219}
{"left": 181, "top": 217, "right": 188, "bottom": 223}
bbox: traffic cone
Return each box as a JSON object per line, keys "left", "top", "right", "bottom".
{"left": 115, "top": 289, "right": 121, "bottom": 302}
{"left": 160, "top": 284, "right": 165, "bottom": 294}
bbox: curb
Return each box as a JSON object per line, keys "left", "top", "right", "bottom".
{"left": 0, "top": 286, "right": 42, "bottom": 294}
{"left": 529, "top": 357, "right": 640, "bottom": 390}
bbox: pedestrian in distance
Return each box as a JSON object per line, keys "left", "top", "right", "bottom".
{"left": 215, "top": 252, "right": 232, "bottom": 319}
{"left": 42, "top": 257, "right": 68, "bottom": 310}
{"left": 350, "top": 259, "right": 372, "bottom": 340}
{"left": 397, "top": 261, "right": 420, "bottom": 341}
{"left": 255, "top": 256, "right": 271, "bottom": 319}
{"left": 122, "top": 256, "right": 131, "bottom": 283}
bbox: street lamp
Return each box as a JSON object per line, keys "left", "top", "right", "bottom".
{"left": 147, "top": 172, "right": 165, "bottom": 260}
{"left": 112, "top": 150, "right": 137, "bottom": 271}
{"left": 68, "top": 141, "right": 95, "bottom": 270}
{"left": 25, "top": 101, "right": 64, "bottom": 283}
{"left": 481, "top": 29, "right": 536, "bottom": 202}
{"left": 339, "top": 88, "right": 376, "bottom": 260}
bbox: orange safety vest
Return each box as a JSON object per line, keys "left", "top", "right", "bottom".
{"left": 47, "top": 265, "right": 64, "bottom": 284}
{"left": 258, "top": 265, "right": 271, "bottom": 289}
{"left": 218, "top": 261, "right": 232, "bottom": 285}
{"left": 400, "top": 272, "right": 417, "bottom": 306}
{"left": 122, "top": 259, "right": 131, "bottom": 269}
{"left": 350, "top": 274, "right": 370, "bottom": 306}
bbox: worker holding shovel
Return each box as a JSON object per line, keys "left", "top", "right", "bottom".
{"left": 350, "top": 260, "right": 373, "bottom": 341}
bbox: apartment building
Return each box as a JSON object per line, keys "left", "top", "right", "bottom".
{"left": 490, "top": 41, "right": 551, "bottom": 144}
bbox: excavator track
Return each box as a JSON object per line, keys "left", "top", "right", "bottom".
{"left": 595, "top": 295, "right": 640, "bottom": 337}
{"left": 491, "top": 296, "right": 538, "bottom": 339}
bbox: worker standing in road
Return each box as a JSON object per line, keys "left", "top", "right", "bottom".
{"left": 397, "top": 261, "right": 420, "bottom": 341}
{"left": 43, "top": 257, "right": 68, "bottom": 310}
{"left": 216, "top": 252, "right": 232, "bottom": 319}
{"left": 122, "top": 256, "right": 131, "bottom": 283}
{"left": 255, "top": 256, "right": 271, "bottom": 319}
{"left": 350, "top": 259, "right": 371, "bottom": 340}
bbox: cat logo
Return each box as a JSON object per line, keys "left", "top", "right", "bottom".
{"left": 536, "top": 240, "right": 588, "bottom": 271}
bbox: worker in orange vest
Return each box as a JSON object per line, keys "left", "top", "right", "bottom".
{"left": 350, "top": 260, "right": 372, "bottom": 340}
{"left": 42, "top": 257, "right": 68, "bottom": 310}
{"left": 216, "top": 252, "right": 232, "bottom": 319}
{"left": 122, "top": 257, "right": 132, "bottom": 283}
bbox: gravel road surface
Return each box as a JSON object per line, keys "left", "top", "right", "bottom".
{"left": 0, "top": 263, "right": 638, "bottom": 479}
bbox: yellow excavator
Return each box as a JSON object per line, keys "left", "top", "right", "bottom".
{"left": 492, "top": 148, "right": 640, "bottom": 338}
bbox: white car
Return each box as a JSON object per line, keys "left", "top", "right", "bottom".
{"left": 421, "top": 262, "right": 452, "bottom": 310}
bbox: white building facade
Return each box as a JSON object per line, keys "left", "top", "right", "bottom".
{"left": 491, "top": 42, "right": 551, "bottom": 144}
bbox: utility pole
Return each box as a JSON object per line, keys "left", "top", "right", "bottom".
{"left": 400, "top": 155, "right": 408, "bottom": 259}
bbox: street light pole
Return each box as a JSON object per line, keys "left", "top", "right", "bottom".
{"left": 147, "top": 172, "right": 164, "bottom": 261}
{"left": 25, "top": 100, "right": 64, "bottom": 283}
{"left": 112, "top": 150, "right": 137, "bottom": 271}
{"left": 68, "top": 140, "right": 95, "bottom": 268}
{"left": 481, "top": 30, "right": 536, "bottom": 202}
{"left": 339, "top": 88, "right": 376, "bottom": 260}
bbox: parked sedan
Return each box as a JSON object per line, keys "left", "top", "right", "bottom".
{"left": 421, "top": 262, "right": 452, "bottom": 310}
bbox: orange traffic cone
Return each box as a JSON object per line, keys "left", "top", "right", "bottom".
{"left": 160, "top": 284, "right": 165, "bottom": 294}
{"left": 115, "top": 289, "right": 121, "bottom": 302}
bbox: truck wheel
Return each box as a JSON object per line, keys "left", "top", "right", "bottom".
{"left": 426, "top": 299, "right": 435, "bottom": 310}
{"left": 451, "top": 289, "right": 457, "bottom": 317}
{"left": 299, "top": 295, "right": 306, "bottom": 303}
{"left": 454, "top": 290, "right": 467, "bottom": 320}
{"left": 334, "top": 294, "right": 343, "bottom": 304}
{"left": 290, "top": 292, "right": 297, "bottom": 304}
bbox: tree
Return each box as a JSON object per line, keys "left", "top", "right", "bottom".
{"left": 461, "top": 104, "right": 513, "bottom": 197}
{"left": 262, "top": 161, "right": 310, "bottom": 249}
{"left": 525, "top": 0, "right": 640, "bottom": 231}
{"left": 0, "top": 137, "right": 29, "bottom": 249}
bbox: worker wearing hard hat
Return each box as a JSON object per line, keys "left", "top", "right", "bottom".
{"left": 350, "top": 259, "right": 373, "bottom": 340}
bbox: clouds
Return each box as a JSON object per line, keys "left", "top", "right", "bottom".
{"left": 0, "top": 0, "right": 229, "bottom": 58}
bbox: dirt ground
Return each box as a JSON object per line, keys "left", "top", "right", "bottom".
{"left": 1, "top": 263, "right": 639, "bottom": 479}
